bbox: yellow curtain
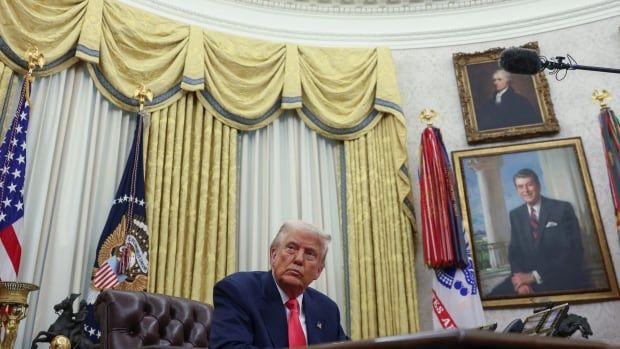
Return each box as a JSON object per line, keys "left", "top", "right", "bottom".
{"left": 0, "top": 62, "right": 17, "bottom": 130}
{"left": 345, "top": 114, "right": 419, "bottom": 339}
{"left": 145, "top": 94, "right": 237, "bottom": 302}
{"left": 0, "top": 1, "right": 404, "bottom": 130}
{"left": 0, "top": 0, "right": 419, "bottom": 329}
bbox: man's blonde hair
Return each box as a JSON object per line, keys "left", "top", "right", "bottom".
{"left": 270, "top": 220, "right": 332, "bottom": 263}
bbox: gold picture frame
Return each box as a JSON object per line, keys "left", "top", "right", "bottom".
{"left": 452, "top": 138, "right": 619, "bottom": 308}
{"left": 453, "top": 42, "right": 559, "bottom": 144}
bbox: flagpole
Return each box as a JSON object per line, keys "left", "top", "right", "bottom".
{"left": 593, "top": 89, "right": 620, "bottom": 229}
{"left": 0, "top": 47, "right": 44, "bottom": 349}
{"left": 116, "top": 84, "right": 151, "bottom": 274}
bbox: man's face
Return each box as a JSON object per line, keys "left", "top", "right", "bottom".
{"left": 492, "top": 72, "right": 509, "bottom": 91}
{"left": 515, "top": 176, "right": 540, "bottom": 206}
{"left": 271, "top": 229, "right": 324, "bottom": 298}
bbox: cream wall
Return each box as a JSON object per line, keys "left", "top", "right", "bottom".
{"left": 397, "top": 17, "right": 620, "bottom": 342}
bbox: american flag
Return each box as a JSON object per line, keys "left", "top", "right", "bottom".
{"left": 0, "top": 77, "right": 30, "bottom": 282}
{"left": 93, "top": 256, "right": 120, "bottom": 289}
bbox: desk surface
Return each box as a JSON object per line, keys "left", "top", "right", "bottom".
{"left": 311, "top": 329, "right": 618, "bottom": 349}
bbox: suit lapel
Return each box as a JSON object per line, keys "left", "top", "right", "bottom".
{"left": 537, "top": 197, "right": 550, "bottom": 239}
{"left": 260, "top": 272, "right": 288, "bottom": 348}
{"left": 303, "top": 291, "right": 323, "bottom": 345}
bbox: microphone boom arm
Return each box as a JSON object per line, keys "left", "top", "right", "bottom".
{"left": 544, "top": 57, "right": 620, "bottom": 74}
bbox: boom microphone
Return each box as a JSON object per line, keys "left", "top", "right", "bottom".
{"left": 499, "top": 47, "right": 620, "bottom": 75}
{"left": 499, "top": 47, "right": 545, "bottom": 74}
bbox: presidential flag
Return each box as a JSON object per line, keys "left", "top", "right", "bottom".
{"left": 598, "top": 106, "right": 620, "bottom": 229}
{"left": 83, "top": 114, "right": 149, "bottom": 342}
{"left": 0, "top": 75, "right": 31, "bottom": 281}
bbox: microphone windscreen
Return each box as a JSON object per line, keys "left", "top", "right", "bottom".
{"left": 499, "top": 47, "right": 542, "bottom": 75}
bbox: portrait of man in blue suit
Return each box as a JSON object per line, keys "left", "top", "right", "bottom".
{"left": 488, "top": 168, "right": 589, "bottom": 297}
{"left": 210, "top": 220, "right": 348, "bottom": 348}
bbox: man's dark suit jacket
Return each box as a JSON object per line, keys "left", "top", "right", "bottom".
{"left": 476, "top": 87, "right": 542, "bottom": 131}
{"left": 210, "top": 271, "right": 348, "bottom": 349}
{"left": 508, "top": 196, "right": 589, "bottom": 293}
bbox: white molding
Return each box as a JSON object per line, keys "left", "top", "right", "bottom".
{"left": 120, "top": 0, "right": 620, "bottom": 49}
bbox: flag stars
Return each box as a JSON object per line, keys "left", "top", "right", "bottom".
{"left": 10, "top": 138, "right": 18, "bottom": 147}
{"left": 2, "top": 198, "right": 11, "bottom": 207}
{"left": 11, "top": 169, "right": 21, "bottom": 178}
{"left": 15, "top": 125, "right": 22, "bottom": 134}
{"left": 20, "top": 141, "right": 26, "bottom": 151}
{"left": 0, "top": 212, "right": 5, "bottom": 222}
{"left": 20, "top": 111, "right": 27, "bottom": 120}
{"left": 16, "top": 155, "right": 25, "bottom": 164}
{"left": 7, "top": 183, "right": 16, "bottom": 192}
{"left": 15, "top": 201, "right": 23, "bottom": 211}
{"left": 1, "top": 166, "right": 8, "bottom": 174}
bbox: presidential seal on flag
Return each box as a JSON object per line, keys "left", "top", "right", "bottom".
{"left": 92, "top": 214, "right": 149, "bottom": 291}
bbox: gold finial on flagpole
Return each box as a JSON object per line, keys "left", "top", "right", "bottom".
{"left": 25, "top": 46, "right": 45, "bottom": 76}
{"left": 24, "top": 47, "right": 44, "bottom": 104}
{"left": 592, "top": 89, "right": 612, "bottom": 109}
{"left": 419, "top": 108, "right": 437, "bottom": 126}
{"left": 133, "top": 84, "right": 153, "bottom": 112}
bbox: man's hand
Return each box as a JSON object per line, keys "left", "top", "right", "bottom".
{"left": 516, "top": 284, "right": 534, "bottom": 295}
{"left": 511, "top": 272, "right": 535, "bottom": 290}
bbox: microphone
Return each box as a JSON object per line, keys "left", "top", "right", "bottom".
{"left": 499, "top": 47, "right": 544, "bottom": 75}
{"left": 499, "top": 47, "right": 620, "bottom": 75}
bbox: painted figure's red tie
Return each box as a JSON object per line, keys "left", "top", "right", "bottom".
{"left": 530, "top": 207, "right": 539, "bottom": 240}
{"left": 286, "top": 298, "right": 306, "bottom": 348}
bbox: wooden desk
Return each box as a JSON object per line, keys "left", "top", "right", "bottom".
{"left": 311, "top": 329, "right": 618, "bottom": 349}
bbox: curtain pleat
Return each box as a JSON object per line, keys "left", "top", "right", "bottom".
{"left": 0, "top": 62, "right": 17, "bottom": 130}
{"left": 237, "top": 111, "right": 347, "bottom": 323}
{"left": 345, "top": 115, "right": 419, "bottom": 339}
{"left": 146, "top": 94, "right": 237, "bottom": 303}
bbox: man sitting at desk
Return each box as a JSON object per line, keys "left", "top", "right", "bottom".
{"left": 210, "top": 220, "right": 348, "bottom": 348}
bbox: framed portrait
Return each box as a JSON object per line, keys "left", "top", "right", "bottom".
{"left": 452, "top": 137, "right": 620, "bottom": 308}
{"left": 453, "top": 42, "right": 559, "bottom": 144}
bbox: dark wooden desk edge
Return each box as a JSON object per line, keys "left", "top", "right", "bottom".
{"left": 309, "top": 329, "right": 619, "bottom": 349}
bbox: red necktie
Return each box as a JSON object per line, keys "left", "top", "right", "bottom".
{"left": 530, "top": 207, "right": 539, "bottom": 240}
{"left": 286, "top": 298, "right": 306, "bottom": 348}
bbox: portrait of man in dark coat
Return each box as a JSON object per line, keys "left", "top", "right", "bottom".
{"left": 475, "top": 69, "right": 543, "bottom": 131}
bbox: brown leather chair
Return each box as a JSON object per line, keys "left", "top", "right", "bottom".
{"left": 95, "top": 289, "right": 213, "bottom": 348}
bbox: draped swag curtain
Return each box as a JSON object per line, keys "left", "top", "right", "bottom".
{"left": 0, "top": 0, "right": 419, "bottom": 339}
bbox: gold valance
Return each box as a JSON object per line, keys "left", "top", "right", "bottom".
{"left": 0, "top": 0, "right": 405, "bottom": 130}
{"left": 0, "top": 0, "right": 413, "bottom": 220}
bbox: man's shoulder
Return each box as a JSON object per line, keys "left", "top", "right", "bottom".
{"left": 509, "top": 203, "right": 528, "bottom": 215}
{"left": 542, "top": 196, "right": 574, "bottom": 210}
{"left": 542, "top": 196, "right": 571, "bottom": 206}
{"left": 304, "top": 286, "right": 338, "bottom": 308}
{"left": 217, "top": 270, "right": 269, "bottom": 287}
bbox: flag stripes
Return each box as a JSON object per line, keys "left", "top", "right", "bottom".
{"left": 0, "top": 75, "right": 30, "bottom": 281}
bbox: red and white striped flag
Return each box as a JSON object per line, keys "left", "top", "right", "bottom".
{"left": 0, "top": 75, "right": 31, "bottom": 281}
{"left": 93, "top": 256, "right": 120, "bottom": 290}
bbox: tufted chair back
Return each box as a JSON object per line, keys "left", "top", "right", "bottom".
{"left": 95, "top": 289, "right": 213, "bottom": 348}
